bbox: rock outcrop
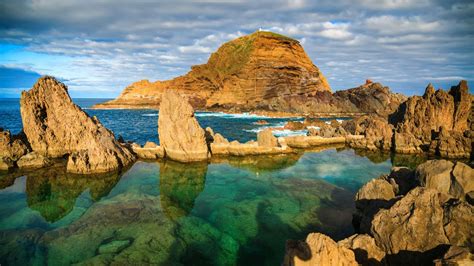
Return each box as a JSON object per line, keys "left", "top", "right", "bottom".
{"left": 131, "top": 141, "right": 164, "bottom": 159}
{"left": 20, "top": 76, "right": 135, "bottom": 174}
{"left": 344, "top": 115, "right": 393, "bottom": 151}
{"left": 295, "top": 160, "right": 474, "bottom": 266}
{"left": 94, "top": 31, "right": 330, "bottom": 111}
{"left": 158, "top": 90, "right": 209, "bottom": 162}
{"left": 17, "top": 152, "right": 52, "bottom": 169}
{"left": 390, "top": 81, "right": 472, "bottom": 157}
{"left": 0, "top": 129, "right": 29, "bottom": 169}
{"left": 288, "top": 233, "right": 358, "bottom": 266}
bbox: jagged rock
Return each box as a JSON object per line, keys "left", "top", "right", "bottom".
{"left": 291, "top": 233, "right": 357, "bottom": 266}
{"left": 390, "top": 81, "right": 472, "bottom": 156}
{"left": 345, "top": 115, "right": 393, "bottom": 151}
{"left": 17, "top": 152, "right": 52, "bottom": 169}
{"left": 158, "top": 90, "right": 209, "bottom": 162}
{"left": 20, "top": 76, "right": 135, "bottom": 174}
{"left": 443, "top": 199, "right": 474, "bottom": 247}
{"left": 467, "top": 191, "right": 474, "bottom": 205}
{"left": 433, "top": 246, "right": 474, "bottom": 265}
{"left": 0, "top": 129, "right": 29, "bottom": 161}
{"left": 429, "top": 128, "right": 472, "bottom": 158}
{"left": 309, "top": 123, "right": 347, "bottom": 138}
{"left": 257, "top": 129, "right": 278, "bottom": 148}
{"left": 386, "top": 167, "right": 418, "bottom": 196}
{"left": 303, "top": 118, "right": 326, "bottom": 128}
{"left": 370, "top": 187, "right": 451, "bottom": 255}
{"left": 131, "top": 142, "right": 164, "bottom": 159}
{"left": 338, "top": 234, "right": 386, "bottom": 265}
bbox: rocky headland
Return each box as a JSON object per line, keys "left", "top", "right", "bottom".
{"left": 93, "top": 32, "right": 405, "bottom": 118}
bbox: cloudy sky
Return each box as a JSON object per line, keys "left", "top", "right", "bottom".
{"left": 0, "top": 0, "right": 473, "bottom": 98}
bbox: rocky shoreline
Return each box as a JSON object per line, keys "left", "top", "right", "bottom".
{"left": 284, "top": 159, "right": 474, "bottom": 265}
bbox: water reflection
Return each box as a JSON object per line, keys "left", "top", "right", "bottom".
{"left": 211, "top": 153, "right": 303, "bottom": 173}
{"left": 159, "top": 161, "right": 207, "bottom": 220}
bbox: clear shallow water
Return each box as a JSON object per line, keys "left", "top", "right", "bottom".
{"left": 0, "top": 98, "right": 426, "bottom": 265}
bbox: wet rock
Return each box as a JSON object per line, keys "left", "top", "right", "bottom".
{"left": 257, "top": 129, "right": 278, "bottom": 148}
{"left": 17, "top": 152, "right": 52, "bottom": 169}
{"left": 338, "top": 234, "right": 385, "bottom": 265}
{"left": 131, "top": 142, "right": 164, "bottom": 159}
{"left": 255, "top": 120, "right": 269, "bottom": 125}
{"left": 291, "top": 233, "right": 357, "bottom": 266}
{"left": 158, "top": 90, "right": 209, "bottom": 162}
{"left": 20, "top": 76, "right": 135, "bottom": 174}
{"left": 97, "top": 239, "right": 131, "bottom": 254}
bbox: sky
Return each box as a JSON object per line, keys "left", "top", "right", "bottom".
{"left": 0, "top": 0, "right": 473, "bottom": 98}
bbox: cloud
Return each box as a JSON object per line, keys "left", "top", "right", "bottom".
{"left": 0, "top": 0, "right": 472, "bottom": 97}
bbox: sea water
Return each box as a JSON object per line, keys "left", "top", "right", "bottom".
{"left": 0, "top": 98, "right": 425, "bottom": 265}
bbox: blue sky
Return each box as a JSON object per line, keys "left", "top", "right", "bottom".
{"left": 0, "top": 0, "right": 473, "bottom": 98}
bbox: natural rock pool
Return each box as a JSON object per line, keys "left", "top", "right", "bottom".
{"left": 0, "top": 98, "right": 426, "bottom": 265}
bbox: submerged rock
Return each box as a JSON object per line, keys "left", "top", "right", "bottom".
{"left": 158, "top": 90, "right": 209, "bottom": 162}
{"left": 20, "top": 76, "right": 135, "bottom": 174}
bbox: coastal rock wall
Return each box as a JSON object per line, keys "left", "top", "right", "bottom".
{"left": 20, "top": 76, "right": 135, "bottom": 174}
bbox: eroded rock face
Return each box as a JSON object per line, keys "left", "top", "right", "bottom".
{"left": 345, "top": 115, "right": 393, "bottom": 151}
{"left": 338, "top": 234, "right": 385, "bottom": 265}
{"left": 370, "top": 187, "right": 451, "bottom": 255}
{"left": 390, "top": 81, "right": 472, "bottom": 155}
{"left": 158, "top": 90, "right": 209, "bottom": 162}
{"left": 20, "top": 76, "right": 135, "bottom": 174}
{"left": 0, "top": 129, "right": 29, "bottom": 162}
{"left": 17, "top": 152, "right": 52, "bottom": 169}
{"left": 291, "top": 233, "right": 357, "bottom": 266}
{"left": 95, "top": 31, "right": 330, "bottom": 111}
{"left": 257, "top": 129, "right": 278, "bottom": 148}
{"left": 131, "top": 142, "right": 164, "bottom": 159}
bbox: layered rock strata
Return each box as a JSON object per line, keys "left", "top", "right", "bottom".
{"left": 20, "top": 76, "right": 135, "bottom": 174}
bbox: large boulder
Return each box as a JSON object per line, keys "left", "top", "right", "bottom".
{"left": 290, "top": 233, "right": 357, "bottom": 266}
{"left": 338, "top": 234, "right": 386, "bottom": 265}
{"left": 20, "top": 76, "right": 135, "bottom": 174}
{"left": 429, "top": 127, "right": 472, "bottom": 158}
{"left": 416, "top": 160, "right": 474, "bottom": 201}
{"left": 345, "top": 115, "right": 393, "bottom": 151}
{"left": 257, "top": 129, "right": 278, "bottom": 148}
{"left": 370, "top": 187, "right": 451, "bottom": 255}
{"left": 158, "top": 90, "right": 209, "bottom": 162}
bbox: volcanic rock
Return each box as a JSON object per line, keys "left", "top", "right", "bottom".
{"left": 158, "top": 90, "right": 209, "bottom": 162}
{"left": 291, "top": 233, "right": 357, "bottom": 266}
{"left": 20, "top": 76, "right": 135, "bottom": 174}
{"left": 338, "top": 234, "right": 386, "bottom": 265}
{"left": 95, "top": 31, "right": 330, "bottom": 110}
{"left": 0, "top": 129, "right": 29, "bottom": 162}
{"left": 345, "top": 115, "right": 393, "bottom": 151}
{"left": 257, "top": 129, "right": 278, "bottom": 148}
{"left": 17, "top": 152, "right": 52, "bottom": 169}
{"left": 390, "top": 81, "right": 472, "bottom": 155}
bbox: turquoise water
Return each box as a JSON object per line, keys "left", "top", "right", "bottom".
{"left": 0, "top": 148, "right": 427, "bottom": 265}
{"left": 0, "top": 98, "right": 425, "bottom": 265}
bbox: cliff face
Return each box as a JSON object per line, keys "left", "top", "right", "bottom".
{"left": 94, "top": 31, "right": 331, "bottom": 110}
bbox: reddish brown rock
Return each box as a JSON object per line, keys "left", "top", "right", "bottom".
{"left": 94, "top": 31, "right": 330, "bottom": 110}
{"left": 284, "top": 121, "right": 305, "bottom": 130}
{"left": 20, "top": 76, "right": 135, "bottom": 174}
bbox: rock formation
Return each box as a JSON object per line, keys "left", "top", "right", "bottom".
{"left": 94, "top": 31, "right": 330, "bottom": 111}
{"left": 131, "top": 141, "right": 164, "bottom": 159}
{"left": 20, "top": 76, "right": 135, "bottom": 174}
{"left": 158, "top": 90, "right": 209, "bottom": 162}
{"left": 390, "top": 81, "right": 472, "bottom": 157}
{"left": 0, "top": 129, "right": 29, "bottom": 170}
{"left": 292, "top": 160, "right": 474, "bottom": 265}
